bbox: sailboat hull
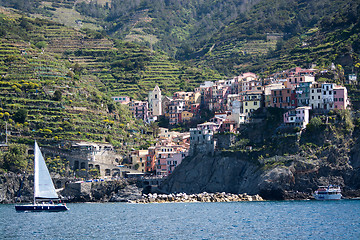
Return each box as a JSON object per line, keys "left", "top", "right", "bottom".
{"left": 15, "top": 204, "right": 68, "bottom": 212}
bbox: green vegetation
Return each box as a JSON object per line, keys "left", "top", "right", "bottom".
{"left": 0, "top": 144, "right": 30, "bottom": 173}
{"left": 0, "top": 11, "right": 151, "bottom": 150}
{"left": 2, "top": 0, "right": 359, "bottom": 79}
{"left": 223, "top": 108, "right": 357, "bottom": 171}
{"left": 190, "top": 0, "right": 360, "bottom": 75}
{"left": 46, "top": 156, "right": 72, "bottom": 177}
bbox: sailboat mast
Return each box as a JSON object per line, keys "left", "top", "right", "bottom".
{"left": 33, "top": 141, "right": 36, "bottom": 205}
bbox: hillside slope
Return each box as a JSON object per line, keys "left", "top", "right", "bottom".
{"left": 186, "top": 0, "right": 360, "bottom": 75}
{"left": 0, "top": 8, "right": 150, "bottom": 148}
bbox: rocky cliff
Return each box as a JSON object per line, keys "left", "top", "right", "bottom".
{"left": 160, "top": 110, "right": 360, "bottom": 200}
{"left": 0, "top": 174, "right": 143, "bottom": 203}
{"left": 0, "top": 173, "right": 33, "bottom": 204}
{"left": 60, "top": 179, "right": 143, "bottom": 202}
{"left": 160, "top": 149, "right": 360, "bottom": 200}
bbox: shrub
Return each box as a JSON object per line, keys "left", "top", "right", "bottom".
{"left": 1, "top": 144, "right": 28, "bottom": 173}
{"left": 35, "top": 41, "right": 47, "bottom": 49}
{"left": 306, "top": 117, "right": 322, "bottom": 132}
{"left": 13, "top": 109, "right": 28, "bottom": 124}
{"left": 53, "top": 90, "right": 62, "bottom": 101}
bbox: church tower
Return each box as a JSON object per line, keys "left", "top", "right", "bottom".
{"left": 148, "top": 85, "right": 162, "bottom": 116}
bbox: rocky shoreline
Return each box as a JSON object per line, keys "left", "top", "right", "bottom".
{"left": 131, "top": 192, "right": 264, "bottom": 203}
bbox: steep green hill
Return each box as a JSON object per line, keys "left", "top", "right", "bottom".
{"left": 0, "top": 9, "right": 143, "bottom": 148}
{"left": 185, "top": 0, "right": 360, "bottom": 75}
{"left": 2, "top": 0, "right": 359, "bottom": 79}
{"left": 0, "top": 0, "right": 261, "bottom": 58}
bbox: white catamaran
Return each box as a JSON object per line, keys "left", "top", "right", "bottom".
{"left": 15, "top": 141, "right": 68, "bottom": 211}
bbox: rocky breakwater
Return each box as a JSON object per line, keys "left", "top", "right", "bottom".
{"left": 131, "top": 192, "right": 263, "bottom": 203}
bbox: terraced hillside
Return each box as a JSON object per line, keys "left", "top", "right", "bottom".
{"left": 0, "top": 8, "right": 223, "bottom": 147}
{"left": 0, "top": 9, "right": 151, "bottom": 148}
{"left": 49, "top": 31, "right": 222, "bottom": 99}
{"left": 189, "top": 0, "right": 360, "bottom": 75}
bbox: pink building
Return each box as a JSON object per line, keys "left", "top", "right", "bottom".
{"left": 129, "top": 100, "right": 148, "bottom": 122}
{"left": 333, "top": 86, "right": 348, "bottom": 110}
{"left": 167, "top": 152, "right": 188, "bottom": 175}
{"left": 168, "top": 99, "right": 185, "bottom": 125}
{"left": 155, "top": 145, "right": 188, "bottom": 177}
{"left": 283, "top": 106, "right": 311, "bottom": 129}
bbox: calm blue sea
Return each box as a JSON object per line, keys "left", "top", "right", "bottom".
{"left": 1, "top": 200, "right": 360, "bottom": 239}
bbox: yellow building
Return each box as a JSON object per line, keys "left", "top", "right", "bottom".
{"left": 189, "top": 92, "right": 201, "bottom": 104}
{"left": 242, "top": 91, "right": 263, "bottom": 114}
{"left": 181, "top": 111, "right": 193, "bottom": 122}
{"left": 130, "top": 150, "right": 148, "bottom": 173}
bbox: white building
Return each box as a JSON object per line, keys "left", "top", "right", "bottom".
{"left": 309, "top": 82, "right": 322, "bottom": 109}
{"left": 322, "top": 83, "right": 335, "bottom": 110}
{"left": 283, "top": 106, "right": 311, "bottom": 129}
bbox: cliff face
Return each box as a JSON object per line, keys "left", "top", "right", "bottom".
{"left": 160, "top": 116, "right": 360, "bottom": 200}
{"left": 0, "top": 174, "right": 143, "bottom": 203}
{"left": 0, "top": 173, "right": 33, "bottom": 204}
{"left": 60, "top": 179, "right": 143, "bottom": 202}
{"left": 160, "top": 152, "right": 262, "bottom": 195}
{"left": 160, "top": 149, "right": 360, "bottom": 200}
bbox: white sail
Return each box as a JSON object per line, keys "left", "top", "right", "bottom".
{"left": 34, "top": 141, "right": 59, "bottom": 200}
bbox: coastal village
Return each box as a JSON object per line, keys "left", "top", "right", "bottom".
{"left": 102, "top": 66, "right": 353, "bottom": 179}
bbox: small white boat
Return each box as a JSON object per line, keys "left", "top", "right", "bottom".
{"left": 15, "top": 141, "right": 68, "bottom": 211}
{"left": 314, "top": 185, "right": 342, "bottom": 200}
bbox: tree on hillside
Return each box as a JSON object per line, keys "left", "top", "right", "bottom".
{"left": 1, "top": 144, "right": 29, "bottom": 173}
{"left": 13, "top": 109, "right": 27, "bottom": 124}
{"left": 149, "top": 121, "right": 160, "bottom": 137}
{"left": 53, "top": 90, "right": 62, "bottom": 101}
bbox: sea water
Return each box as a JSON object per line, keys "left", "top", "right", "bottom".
{"left": 1, "top": 200, "right": 360, "bottom": 239}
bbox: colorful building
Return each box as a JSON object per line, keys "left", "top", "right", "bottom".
{"left": 270, "top": 88, "right": 294, "bottom": 109}
{"left": 168, "top": 99, "right": 186, "bottom": 125}
{"left": 283, "top": 106, "right": 311, "bottom": 129}
{"left": 242, "top": 91, "right": 263, "bottom": 113}
{"left": 322, "top": 83, "right": 335, "bottom": 110}
{"left": 129, "top": 149, "right": 149, "bottom": 173}
{"left": 296, "top": 82, "right": 312, "bottom": 107}
{"left": 129, "top": 100, "right": 148, "bottom": 122}
{"left": 333, "top": 85, "right": 348, "bottom": 110}
{"left": 180, "top": 111, "right": 194, "bottom": 122}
